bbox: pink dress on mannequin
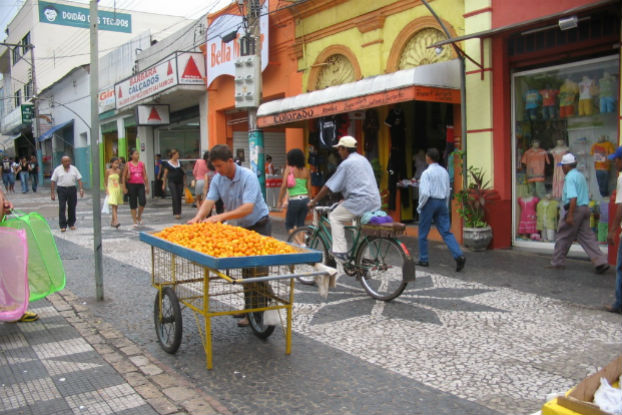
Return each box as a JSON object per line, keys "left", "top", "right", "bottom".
{"left": 518, "top": 196, "right": 539, "bottom": 235}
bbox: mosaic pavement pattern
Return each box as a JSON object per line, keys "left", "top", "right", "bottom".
{"left": 31, "top": 199, "right": 622, "bottom": 414}
{"left": 0, "top": 304, "right": 157, "bottom": 415}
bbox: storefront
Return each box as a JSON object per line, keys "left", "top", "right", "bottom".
{"left": 156, "top": 105, "right": 201, "bottom": 179}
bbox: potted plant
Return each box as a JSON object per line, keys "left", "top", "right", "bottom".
{"left": 454, "top": 165, "right": 495, "bottom": 251}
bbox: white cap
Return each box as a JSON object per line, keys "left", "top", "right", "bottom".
{"left": 333, "top": 135, "right": 357, "bottom": 149}
{"left": 559, "top": 153, "right": 576, "bottom": 165}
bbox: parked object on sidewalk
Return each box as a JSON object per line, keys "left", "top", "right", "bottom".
{"left": 542, "top": 354, "right": 622, "bottom": 415}
{"left": 0, "top": 227, "right": 29, "bottom": 322}
{"left": 1, "top": 210, "right": 66, "bottom": 301}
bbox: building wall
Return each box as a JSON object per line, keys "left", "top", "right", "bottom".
{"left": 490, "top": 0, "right": 602, "bottom": 28}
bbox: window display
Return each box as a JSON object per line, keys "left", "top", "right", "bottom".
{"left": 512, "top": 55, "right": 619, "bottom": 244}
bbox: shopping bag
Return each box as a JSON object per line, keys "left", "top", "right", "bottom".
{"left": 184, "top": 187, "right": 194, "bottom": 204}
{"left": 1, "top": 210, "right": 66, "bottom": 302}
{"left": 286, "top": 168, "right": 296, "bottom": 188}
{"left": 101, "top": 195, "right": 110, "bottom": 214}
{"left": 0, "top": 227, "right": 29, "bottom": 322}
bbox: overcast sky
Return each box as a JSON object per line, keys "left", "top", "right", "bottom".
{"left": 0, "top": 0, "right": 233, "bottom": 41}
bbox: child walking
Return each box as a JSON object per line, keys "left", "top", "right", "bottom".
{"left": 105, "top": 157, "right": 123, "bottom": 228}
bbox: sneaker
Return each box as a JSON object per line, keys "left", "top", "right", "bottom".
{"left": 604, "top": 305, "right": 622, "bottom": 314}
{"left": 595, "top": 264, "right": 610, "bottom": 274}
{"left": 455, "top": 256, "right": 466, "bottom": 272}
{"left": 416, "top": 260, "right": 429, "bottom": 267}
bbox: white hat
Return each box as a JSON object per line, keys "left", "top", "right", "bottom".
{"left": 333, "top": 136, "right": 357, "bottom": 149}
{"left": 559, "top": 153, "right": 576, "bottom": 165}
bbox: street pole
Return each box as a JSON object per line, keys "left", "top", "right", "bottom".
{"left": 89, "top": 0, "right": 104, "bottom": 301}
{"left": 28, "top": 44, "right": 44, "bottom": 186}
{"left": 246, "top": 0, "right": 265, "bottom": 198}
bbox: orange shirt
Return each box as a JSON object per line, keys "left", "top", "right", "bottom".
{"left": 591, "top": 141, "right": 615, "bottom": 171}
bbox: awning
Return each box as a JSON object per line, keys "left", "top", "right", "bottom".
{"left": 38, "top": 120, "right": 73, "bottom": 142}
{"left": 257, "top": 59, "right": 461, "bottom": 128}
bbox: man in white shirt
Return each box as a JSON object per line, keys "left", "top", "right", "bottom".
{"left": 417, "top": 148, "right": 465, "bottom": 271}
{"left": 50, "top": 156, "right": 84, "bottom": 232}
{"left": 308, "top": 136, "right": 381, "bottom": 262}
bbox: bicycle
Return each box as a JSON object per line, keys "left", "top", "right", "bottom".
{"left": 287, "top": 205, "right": 416, "bottom": 301}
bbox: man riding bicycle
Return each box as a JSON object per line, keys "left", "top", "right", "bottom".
{"left": 308, "top": 136, "right": 381, "bottom": 263}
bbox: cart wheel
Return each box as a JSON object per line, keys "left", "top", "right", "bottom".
{"left": 153, "top": 287, "right": 182, "bottom": 353}
{"left": 248, "top": 288, "right": 275, "bottom": 339}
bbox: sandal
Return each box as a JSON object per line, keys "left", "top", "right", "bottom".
{"left": 19, "top": 311, "right": 39, "bottom": 322}
{"left": 60, "top": 228, "right": 66, "bottom": 232}
{"left": 237, "top": 317, "right": 249, "bottom": 327}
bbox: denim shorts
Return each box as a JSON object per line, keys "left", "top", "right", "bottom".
{"left": 285, "top": 197, "right": 309, "bottom": 230}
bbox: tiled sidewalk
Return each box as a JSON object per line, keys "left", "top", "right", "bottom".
{"left": 0, "top": 290, "right": 229, "bottom": 415}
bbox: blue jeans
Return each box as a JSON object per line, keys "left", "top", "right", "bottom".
{"left": 19, "top": 171, "right": 29, "bottom": 193}
{"left": 418, "top": 198, "right": 463, "bottom": 262}
{"left": 614, "top": 241, "right": 622, "bottom": 310}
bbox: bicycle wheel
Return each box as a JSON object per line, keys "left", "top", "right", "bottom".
{"left": 288, "top": 226, "right": 335, "bottom": 285}
{"left": 247, "top": 282, "right": 275, "bottom": 339}
{"left": 356, "top": 237, "right": 408, "bottom": 301}
{"left": 153, "top": 287, "right": 182, "bottom": 353}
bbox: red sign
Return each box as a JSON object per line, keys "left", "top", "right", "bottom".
{"left": 257, "top": 86, "right": 460, "bottom": 128}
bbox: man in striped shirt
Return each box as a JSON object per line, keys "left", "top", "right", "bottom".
{"left": 417, "top": 148, "right": 465, "bottom": 271}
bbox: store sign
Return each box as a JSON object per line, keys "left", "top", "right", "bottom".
{"left": 115, "top": 59, "right": 177, "bottom": 109}
{"left": 257, "top": 86, "right": 460, "bottom": 128}
{"left": 177, "top": 53, "right": 206, "bottom": 85}
{"left": 39, "top": 1, "right": 132, "bottom": 33}
{"left": 98, "top": 87, "right": 116, "bottom": 113}
{"left": 205, "top": 0, "right": 269, "bottom": 86}
{"left": 135, "top": 104, "right": 170, "bottom": 126}
{"left": 21, "top": 105, "right": 34, "bottom": 125}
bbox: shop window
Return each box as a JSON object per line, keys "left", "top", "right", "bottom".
{"left": 12, "top": 47, "right": 20, "bottom": 65}
{"left": 512, "top": 55, "right": 619, "bottom": 245}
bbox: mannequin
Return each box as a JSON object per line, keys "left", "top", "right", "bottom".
{"left": 536, "top": 194, "right": 559, "bottom": 242}
{"left": 549, "top": 139, "right": 569, "bottom": 199}
{"left": 539, "top": 84, "right": 558, "bottom": 120}
{"left": 524, "top": 88, "right": 541, "bottom": 121}
{"left": 559, "top": 78, "right": 579, "bottom": 118}
{"left": 591, "top": 135, "right": 614, "bottom": 196}
{"left": 599, "top": 72, "right": 617, "bottom": 113}
{"left": 518, "top": 195, "right": 539, "bottom": 239}
{"left": 521, "top": 140, "right": 549, "bottom": 199}
{"left": 578, "top": 75, "right": 596, "bottom": 116}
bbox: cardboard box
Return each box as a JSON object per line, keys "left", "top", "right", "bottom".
{"left": 542, "top": 355, "right": 622, "bottom": 415}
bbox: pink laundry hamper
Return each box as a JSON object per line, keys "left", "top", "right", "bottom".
{"left": 0, "top": 227, "right": 29, "bottom": 322}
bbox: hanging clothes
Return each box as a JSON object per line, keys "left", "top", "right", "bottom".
{"left": 518, "top": 196, "right": 539, "bottom": 235}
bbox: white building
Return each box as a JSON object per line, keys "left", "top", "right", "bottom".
{"left": 0, "top": 0, "right": 191, "bottom": 185}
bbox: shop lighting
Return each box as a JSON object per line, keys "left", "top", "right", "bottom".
{"left": 221, "top": 30, "right": 238, "bottom": 43}
{"left": 558, "top": 16, "right": 578, "bottom": 31}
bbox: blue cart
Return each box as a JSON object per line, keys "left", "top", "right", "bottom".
{"left": 139, "top": 231, "right": 323, "bottom": 369}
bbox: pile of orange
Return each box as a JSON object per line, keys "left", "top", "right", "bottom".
{"left": 154, "top": 222, "right": 299, "bottom": 258}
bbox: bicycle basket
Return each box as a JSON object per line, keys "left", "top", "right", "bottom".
{"left": 361, "top": 222, "right": 407, "bottom": 238}
{"left": 0, "top": 227, "right": 29, "bottom": 321}
{"left": 1, "top": 210, "right": 66, "bottom": 302}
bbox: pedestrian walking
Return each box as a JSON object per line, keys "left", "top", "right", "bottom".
{"left": 277, "top": 148, "right": 311, "bottom": 235}
{"left": 189, "top": 144, "right": 272, "bottom": 327}
{"left": 154, "top": 154, "right": 165, "bottom": 198}
{"left": 1, "top": 156, "right": 13, "bottom": 193}
{"left": 10, "top": 157, "right": 19, "bottom": 193}
{"left": 605, "top": 146, "right": 622, "bottom": 314}
{"left": 50, "top": 156, "right": 84, "bottom": 232}
{"left": 161, "top": 149, "right": 185, "bottom": 219}
{"left": 416, "top": 148, "right": 466, "bottom": 271}
{"left": 193, "top": 151, "right": 209, "bottom": 208}
{"left": 550, "top": 153, "right": 609, "bottom": 273}
{"left": 28, "top": 155, "right": 38, "bottom": 192}
{"left": 105, "top": 157, "right": 123, "bottom": 228}
{"left": 200, "top": 158, "right": 224, "bottom": 217}
{"left": 122, "top": 149, "right": 149, "bottom": 227}
{"left": 18, "top": 157, "right": 29, "bottom": 193}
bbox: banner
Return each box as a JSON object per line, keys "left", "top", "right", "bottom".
{"left": 39, "top": 1, "right": 132, "bottom": 33}
{"left": 135, "top": 105, "right": 170, "bottom": 126}
{"left": 98, "top": 87, "right": 115, "bottom": 114}
{"left": 115, "top": 59, "right": 177, "bottom": 109}
{"left": 177, "top": 52, "right": 206, "bottom": 85}
{"left": 206, "top": 0, "right": 268, "bottom": 86}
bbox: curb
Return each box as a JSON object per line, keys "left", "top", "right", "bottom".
{"left": 46, "top": 289, "right": 232, "bottom": 415}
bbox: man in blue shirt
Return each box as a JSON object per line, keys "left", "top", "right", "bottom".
{"left": 417, "top": 148, "right": 465, "bottom": 271}
{"left": 551, "top": 153, "right": 608, "bottom": 273}
{"left": 308, "top": 136, "right": 380, "bottom": 261}
{"left": 190, "top": 144, "right": 270, "bottom": 234}
{"left": 189, "top": 144, "right": 271, "bottom": 327}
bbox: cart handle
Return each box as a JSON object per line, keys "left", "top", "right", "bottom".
{"left": 232, "top": 270, "right": 329, "bottom": 284}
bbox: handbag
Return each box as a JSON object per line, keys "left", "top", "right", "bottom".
{"left": 0, "top": 227, "right": 29, "bottom": 322}
{"left": 286, "top": 167, "right": 296, "bottom": 188}
{"left": 0, "top": 210, "right": 66, "bottom": 302}
{"left": 101, "top": 195, "right": 110, "bottom": 214}
{"left": 184, "top": 187, "right": 195, "bottom": 204}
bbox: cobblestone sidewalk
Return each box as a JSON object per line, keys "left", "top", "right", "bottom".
{"left": 0, "top": 290, "right": 230, "bottom": 415}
